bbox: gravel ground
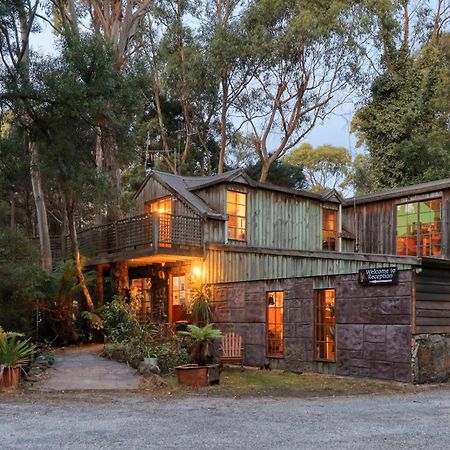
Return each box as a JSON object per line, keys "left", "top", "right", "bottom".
{"left": 1, "top": 389, "right": 450, "bottom": 450}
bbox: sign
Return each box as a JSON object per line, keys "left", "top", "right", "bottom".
{"left": 358, "top": 267, "right": 398, "bottom": 286}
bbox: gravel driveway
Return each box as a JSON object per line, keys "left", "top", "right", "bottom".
{"left": 2, "top": 389, "right": 450, "bottom": 450}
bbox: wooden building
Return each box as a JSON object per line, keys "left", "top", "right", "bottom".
{"left": 75, "top": 170, "right": 450, "bottom": 383}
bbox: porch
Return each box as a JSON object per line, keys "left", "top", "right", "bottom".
{"left": 54, "top": 212, "right": 205, "bottom": 265}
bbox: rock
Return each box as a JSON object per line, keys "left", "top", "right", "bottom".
{"left": 138, "top": 361, "right": 161, "bottom": 377}
{"left": 146, "top": 374, "right": 168, "bottom": 387}
{"left": 128, "top": 357, "right": 141, "bottom": 370}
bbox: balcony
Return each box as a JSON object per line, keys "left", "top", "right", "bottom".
{"left": 56, "top": 213, "right": 204, "bottom": 265}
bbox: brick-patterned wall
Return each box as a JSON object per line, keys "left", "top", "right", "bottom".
{"left": 335, "top": 271, "right": 413, "bottom": 382}
{"left": 210, "top": 270, "right": 413, "bottom": 382}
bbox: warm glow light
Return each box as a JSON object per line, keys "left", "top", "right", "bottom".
{"left": 192, "top": 266, "right": 202, "bottom": 277}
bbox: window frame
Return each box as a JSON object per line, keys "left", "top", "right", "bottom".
{"left": 266, "top": 290, "right": 284, "bottom": 358}
{"left": 314, "top": 289, "right": 336, "bottom": 363}
{"left": 226, "top": 189, "right": 248, "bottom": 242}
{"left": 322, "top": 207, "right": 338, "bottom": 251}
{"left": 395, "top": 198, "right": 442, "bottom": 257}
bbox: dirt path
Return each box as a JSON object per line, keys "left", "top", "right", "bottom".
{"left": 34, "top": 344, "right": 140, "bottom": 391}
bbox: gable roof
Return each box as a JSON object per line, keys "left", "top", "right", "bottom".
{"left": 134, "top": 168, "right": 341, "bottom": 217}
{"left": 345, "top": 178, "right": 450, "bottom": 206}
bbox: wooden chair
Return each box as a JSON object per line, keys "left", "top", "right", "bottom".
{"left": 219, "top": 332, "right": 244, "bottom": 370}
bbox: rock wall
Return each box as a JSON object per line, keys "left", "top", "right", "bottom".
{"left": 412, "top": 334, "right": 450, "bottom": 383}
{"left": 211, "top": 270, "right": 414, "bottom": 382}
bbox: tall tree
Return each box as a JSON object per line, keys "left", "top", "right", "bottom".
{"left": 0, "top": 0, "right": 53, "bottom": 271}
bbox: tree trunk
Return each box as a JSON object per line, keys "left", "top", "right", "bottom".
{"left": 66, "top": 197, "right": 95, "bottom": 312}
{"left": 218, "top": 75, "right": 228, "bottom": 174}
{"left": 259, "top": 161, "right": 270, "bottom": 182}
{"left": 95, "top": 264, "right": 105, "bottom": 307}
{"left": 29, "top": 140, "right": 53, "bottom": 272}
{"left": 111, "top": 260, "right": 129, "bottom": 296}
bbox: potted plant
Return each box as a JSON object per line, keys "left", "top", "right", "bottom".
{"left": 176, "top": 324, "right": 222, "bottom": 386}
{"left": 189, "top": 283, "right": 213, "bottom": 326}
{"left": 0, "top": 331, "right": 35, "bottom": 389}
{"left": 143, "top": 347, "right": 158, "bottom": 366}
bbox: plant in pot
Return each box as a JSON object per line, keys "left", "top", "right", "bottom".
{"left": 143, "top": 346, "right": 158, "bottom": 366}
{"left": 0, "top": 331, "right": 35, "bottom": 389}
{"left": 189, "top": 283, "right": 213, "bottom": 326}
{"left": 176, "top": 324, "right": 222, "bottom": 387}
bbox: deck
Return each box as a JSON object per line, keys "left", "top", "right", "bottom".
{"left": 54, "top": 213, "right": 204, "bottom": 264}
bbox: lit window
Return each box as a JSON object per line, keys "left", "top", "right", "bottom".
{"left": 172, "top": 275, "right": 187, "bottom": 307}
{"left": 322, "top": 208, "right": 337, "bottom": 251}
{"left": 396, "top": 199, "right": 441, "bottom": 257}
{"left": 266, "top": 291, "right": 283, "bottom": 357}
{"left": 146, "top": 196, "right": 172, "bottom": 215}
{"left": 315, "top": 289, "right": 336, "bottom": 362}
{"left": 227, "top": 190, "right": 247, "bottom": 241}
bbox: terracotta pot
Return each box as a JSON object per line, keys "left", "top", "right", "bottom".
{"left": 0, "top": 366, "right": 20, "bottom": 389}
{"left": 175, "top": 364, "right": 221, "bottom": 387}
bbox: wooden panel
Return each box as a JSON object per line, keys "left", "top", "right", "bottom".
{"left": 415, "top": 266, "right": 450, "bottom": 333}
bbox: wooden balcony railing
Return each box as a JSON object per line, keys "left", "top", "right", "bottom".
{"left": 57, "top": 213, "right": 203, "bottom": 262}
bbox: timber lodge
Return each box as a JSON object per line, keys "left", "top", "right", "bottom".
{"left": 62, "top": 169, "right": 450, "bottom": 383}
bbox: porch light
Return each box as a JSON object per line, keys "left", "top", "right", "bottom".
{"left": 192, "top": 266, "right": 202, "bottom": 277}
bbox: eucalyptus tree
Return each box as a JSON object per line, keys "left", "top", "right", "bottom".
{"left": 232, "top": 0, "right": 387, "bottom": 182}
{"left": 0, "top": 0, "right": 53, "bottom": 271}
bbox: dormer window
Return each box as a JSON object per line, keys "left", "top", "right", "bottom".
{"left": 227, "top": 190, "right": 247, "bottom": 241}
{"left": 146, "top": 196, "right": 172, "bottom": 215}
{"left": 322, "top": 208, "right": 337, "bottom": 251}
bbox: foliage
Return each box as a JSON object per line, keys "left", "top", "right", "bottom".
{"left": 37, "top": 260, "right": 96, "bottom": 344}
{"left": 353, "top": 23, "right": 450, "bottom": 189}
{"left": 179, "top": 324, "right": 222, "bottom": 366}
{"left": 102, "top": 295, "right": 142, "bottom": 343}
{"left": 285, "top": 143, "right": 352, "bottom": 192}
{"left": 189, "top": 283, "right": 213, "bottom": 325}
{"left": 0, "top": 230, "right": 48, "bottom": 336}
{"left": 0, "top": 332, "right": 35, "bottom": 367}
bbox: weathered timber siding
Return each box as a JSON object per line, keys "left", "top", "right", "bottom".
{"left": 343, "top": 190, "right": 450, "bottom": 258}
{"left": 204, "top": 246, "right": 416, "bottom": 284}
{"left": 211, "top": 270, "right": 413, "bottom": 382}
{"left": 133, "top": 177, "right": 198, "bottom": 218}
{"left": 415, "top": 265, "right": 450, "bottom": 334}
{"left": 196, "top": 182, "right": 324, "bottom": 250}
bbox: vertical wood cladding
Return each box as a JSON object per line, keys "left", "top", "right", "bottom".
{"left": 133, "top": 177, "right": 198, "bottom": 218}
{"left": 415, "top": 265, "right": 450, "bottom": 334}
{"left": 343, "top": 190, "right": 450, "bottom": 259}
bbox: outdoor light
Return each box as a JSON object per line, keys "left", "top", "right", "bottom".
{"left": 192, "top": 266, "right": 202, "bottom": 277}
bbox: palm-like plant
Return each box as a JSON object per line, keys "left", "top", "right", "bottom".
{"left": 189, "top": 284, "right": 213, "bottom": 325}
{"left": 0, "top": 333, "right": 35, "bottom": 367}
{"left": 179, "top": 324, "right": 222, "bottom": 366}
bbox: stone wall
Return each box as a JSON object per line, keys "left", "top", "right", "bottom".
{"left": 412, "top": 334, "right": 450, "bottom": 383}
{"left": 334, "top": 271, "right": 413, "bottom": 382}
{"left": 210, "top": 270, "right": 414, "bottom": 382}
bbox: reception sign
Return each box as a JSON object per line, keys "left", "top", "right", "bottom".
{"left": 358, "top": 267, "right": 398, "bottom": 286}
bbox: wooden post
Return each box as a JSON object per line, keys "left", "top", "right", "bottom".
{"left": 152, "top": 214, "right": 160, "bottom": 253}
{"left": 111, "top": 260, "right": 129, "bottom": 296}
{"left": 96, "top": 264, "right": 105, "bottom": 307}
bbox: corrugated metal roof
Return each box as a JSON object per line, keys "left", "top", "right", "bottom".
{"left": 345, "top": 178, "right": 450, "bottom": 206}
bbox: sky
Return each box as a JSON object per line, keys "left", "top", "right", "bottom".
{"left": 29, "top": 13, "right": 360, "bottom": 160}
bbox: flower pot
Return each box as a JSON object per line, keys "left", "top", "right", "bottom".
{"left": 144, "top": 357, "right": 158, "bottom": 366}
{"left": 0, "top": 366, "right": 20, "bottom": 389}
{"left": 175, "top": 364, "right": 221, "bottom": 387}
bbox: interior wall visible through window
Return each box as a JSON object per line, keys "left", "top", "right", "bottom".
{"left": 396, "top": 199, "right": 441, "bottom": 257}
{"left": 322, "top": 208, "right": 337, "bottom": 251}
{"left": 266, "top": 291, "right": 284, "bottom": 357}
{"left": 227, "top": 190, "right": 247, "bottom": 241}
{"left": 314, "top": 289, "right": 336, "bottom": 362}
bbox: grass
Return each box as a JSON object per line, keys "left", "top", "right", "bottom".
{"left": 139, "top": 366, "right": 429, "bottom": 398}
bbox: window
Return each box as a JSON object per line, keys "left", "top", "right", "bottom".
{"left": 146, "top": 196, "right": 172, "bottom": 215}
{"left": 227, "top": 190, "right": 247, "bottom": 241}
{"left": 130, "top": 278, "right": 152, "bottom": 319}
{"left": 314, "top": 289, "right": 336, "bottom": 362}
{"left": 396, "top": 199, "right": 441, "bottom": 257}
{"left": 322, "top": 208, "right": 337, "bottom": 251}
{"left": 266, "top": 291, "right": 283, "bottom": 357}
{"left": 146, "top": 196, "right": 173, "bottom": 246}
{"left": 172, "top": 275, "right": 187, "bottom": 307}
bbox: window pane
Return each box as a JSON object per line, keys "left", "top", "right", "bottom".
{"left": 266, "top": 291, "right": 284, "bottom": 357}
{"left": 314, "top": 289, "right": 336, "bottom": 362}
{"left": 227, "top": 190, "right": 247, "bottom": 241}
{"left": 322, "top": 208, "right": 337, "bottom": 251}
